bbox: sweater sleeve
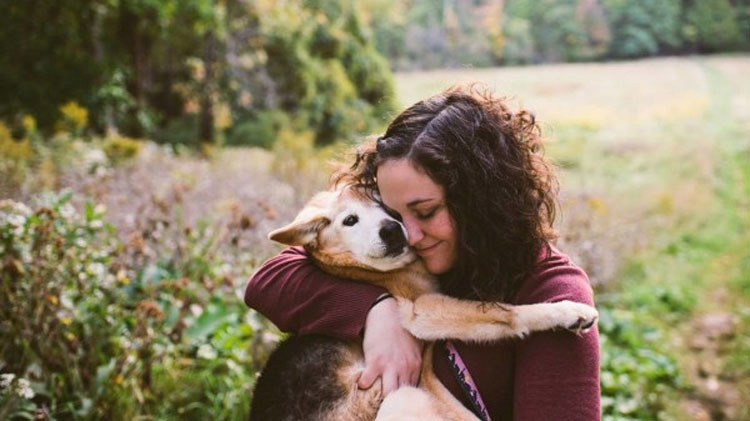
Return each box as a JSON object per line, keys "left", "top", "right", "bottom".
{"left": 244, "top": 247, "right": 387, "bottom": 340}
{"left": 512, "top": 253, "right": 601, "bottom": 421}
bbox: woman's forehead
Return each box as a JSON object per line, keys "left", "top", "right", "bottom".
{"left": 376, "top": 159, "right": 444, "bottom": 207}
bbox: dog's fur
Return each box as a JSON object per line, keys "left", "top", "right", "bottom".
{"left": 249, "top": 185, "right": 598, "bottom": 421}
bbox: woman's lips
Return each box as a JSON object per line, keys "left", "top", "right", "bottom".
{"left": 416, "top": 241, "right": 441, "bottom": 256}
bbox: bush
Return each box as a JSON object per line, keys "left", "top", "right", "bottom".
{"left": 684, "top": 0, "right": 742, "bottom": 52}
{"left": 103, "top": 135, "right": 142, "bottom": 164}
{"left": 602, "top": 0, "right": 682, "bottom": 58}
{"left": 0, "top": 194, "right": 275, "bottom": 420}
{"left": 226, "top": 111, "right": 289, "bottom": 149}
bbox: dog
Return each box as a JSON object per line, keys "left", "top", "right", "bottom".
{"left": 249, "top": 185, "right": 598, "bottom": 420}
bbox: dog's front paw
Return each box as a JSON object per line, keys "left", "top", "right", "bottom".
{"left": 557, "top": 301, "right": 598, "bottom": 334}
{"left": 514, "top": 300, "right": 599, "bottom": 336}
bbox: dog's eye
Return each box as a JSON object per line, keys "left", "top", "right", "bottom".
{"left": 342, "top": 215, "right": 359, "bottom": 226}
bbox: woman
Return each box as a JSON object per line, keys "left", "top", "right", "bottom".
{"left": 245, "top": 85, "right": 600, "bottom": 420}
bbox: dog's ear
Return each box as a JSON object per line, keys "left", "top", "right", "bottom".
{"left": 268, "top": 209, "right": 331, "bottom": 247}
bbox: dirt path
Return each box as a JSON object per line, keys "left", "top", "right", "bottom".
{"left": 679, "top": 287, "right": 745, "bottom": 420}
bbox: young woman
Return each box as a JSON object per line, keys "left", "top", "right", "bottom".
{"left": 245, "top": 85, "right": 600, "bottom": 420}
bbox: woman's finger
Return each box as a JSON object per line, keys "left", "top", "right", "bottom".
{"left": 382, "top": 371, "right": 398, "bottom": 396}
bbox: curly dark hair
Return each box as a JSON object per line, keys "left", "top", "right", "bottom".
{"left": 335, "top": 85, "right": 559, "bottom": 302}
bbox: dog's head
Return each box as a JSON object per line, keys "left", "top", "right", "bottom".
{"left": 268, "top": 186, "right": 416, "bottom": 272}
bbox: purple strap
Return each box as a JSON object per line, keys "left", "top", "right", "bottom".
{"left": 443, "top": 341, "right": 492, "bottom": 421}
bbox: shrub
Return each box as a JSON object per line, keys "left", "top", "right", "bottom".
{"left": 0, "top": 194, "right": 274, "bottom": 420}
{"left": 602, "top": 0, "right": 682, "bottom": 58}
{"left": 103, "top": 135, "right": 142, "bottom": 164}
{"left": 226, "top": 111, "right": 289, "bottom": 149}
{"left": 684, "top": 0, "right": 741, "bottom": 52}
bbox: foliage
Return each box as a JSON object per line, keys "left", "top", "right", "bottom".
{"left": 0, "top": 194, "right": 277, "bottom": 420}
{"left": 366, "top": 0, "right": 750, "bottom": 68}
{"left": 227, "top": 110, "right": 290, "bottom": 149}
{"left": 0, "top": 0, "right": 396, "bottom": 148}
{"left": 103, "top": 135, "right": 143, "bottom": 163}
{"left": 684, "top": 0, "right": 742, "bottom": 52}
{"left": 602, "top": 0, "right": 682, "bottom": 58}
{"left": 598, "top": 308, "right": 681, "bottom": 420}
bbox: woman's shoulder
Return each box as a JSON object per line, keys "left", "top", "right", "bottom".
{"left": 512, "top": 243, "right": 594, "bottom": 306}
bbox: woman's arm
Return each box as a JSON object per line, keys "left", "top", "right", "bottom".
{"left": 513, "top": 324, "right": 600, "bottom": 420}
{"left": 512, "top": 251, "right": 601, "bottom": 420}
{"left": 244, "top": 246, "right": 386, "bottom": 339}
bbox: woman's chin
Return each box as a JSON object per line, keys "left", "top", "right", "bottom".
{"left": 423, "top": 257, "right": 451, "bottom": 275}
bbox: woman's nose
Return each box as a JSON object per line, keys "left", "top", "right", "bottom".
{"left": 402, "top": 217, "right": 424, "bottom": 246}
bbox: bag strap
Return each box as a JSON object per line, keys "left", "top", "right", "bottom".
{"left": 442, "top": 340, "right": 492, "bottom": 421}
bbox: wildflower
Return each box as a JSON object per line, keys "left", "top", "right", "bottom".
{"left": 47, "top": 295, "right": 59, "bottom": 306}
{"left": 16, "top": 378, "right": 34, "bottom": 399}
{"left": 60, "top": 317, "right": 72, "bottom": 326}
{"left": 59, "top": 101, "right": 88, "bottom": 130}
{"left": 60, "top": 294, "right": 74, "bottom": 309}
{"left": 226, "top": 359, "right": 242, "bottom": 374}
{"left": 87, "top": 262, "right": 106, "bottom": 278}
{"left": 189, "top": 304, "right": 203, "bottom": 317}
{"left": 197, "top": 344, "right": 217, "bottom": 360}
{"left": 114, "top": 374, "right": 123, "bottom": 385}
{"left": 22, "top": 115, "right": 36, "bottom": 132}
{"left": 7, "top": 213, "right": 25, "bottom": 227}
{"left": 116, "top": 270, "right": 130, "bottom": 285}
{"left": 0, "top": 373, "right": 15, "bottom": 388}
{"left": 262, "top": 331, "right": 281, "bottom": 345}
{"left": 82, "top": 148, "right": 107, "bottom": 171}
{"left": 59, "top": 203, "right": 75, "bottom": 219}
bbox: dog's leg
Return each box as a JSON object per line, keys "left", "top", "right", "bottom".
{"left": 374, "top": 387, "right": 444, "bottom": 421}
{"left": 397, "top": 294, "right": 598, "bottom": 342}
{"left": 418, "top": 343, "right": 482, "bottom": 421}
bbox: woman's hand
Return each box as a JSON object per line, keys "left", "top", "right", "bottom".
{"left": 358, "top": 297, "right": 423, "bottom": 396}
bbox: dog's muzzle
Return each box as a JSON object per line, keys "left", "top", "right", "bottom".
{"left": 379, "top": 220, "right": 407, "bottom": 257}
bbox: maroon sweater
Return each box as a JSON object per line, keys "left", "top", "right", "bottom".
{"left": 244, "top": 246, "right": 600, "bottom": 420}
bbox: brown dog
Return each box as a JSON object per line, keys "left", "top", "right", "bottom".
{"left": 249, "top": 185, "right": 598, "bottom": 420}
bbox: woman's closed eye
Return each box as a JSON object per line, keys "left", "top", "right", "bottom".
{"left": 415, "top": 207, "right": 438, "bottom": 220}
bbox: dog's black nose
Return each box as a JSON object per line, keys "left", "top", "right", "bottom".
{"left": 379, "top": 220, "right": 406, "bottom": 255}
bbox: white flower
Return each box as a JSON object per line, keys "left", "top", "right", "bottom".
{"left": 7, "top": 214, "right": 25, "bottom": 227}
{"left": 75, "top": 238, "right": 87, "bottom": 248}
{"left": 197, "top": 344, "right": 217, "bottom": 360}
{"left": 262, "top": 331, "right": 281, "bottom": 345}
{"left": 60, "top": 294, "right": 74, "bottom": 309}
{"left": 189, "top": 304, "right": 203, "bottom": 317}
{"left": 83, "top": 148, "right": 108, "bottom": 170}
{"left": 89, "top": 220, "right": 104, "bottom": 229}
{"left": 87, "top": 262, "right": 107, "bottom": 279}
{"left": 59, "top": 203, "right": 75, "bottom": 219}
{"left": 226, "top": 359, "right": 242, "bottom": 374}
{"left": 0, "top": 373, "right": 15, "bottom": 388}
{"left": 16, "top": 378, "right": 34, "bottom": 399}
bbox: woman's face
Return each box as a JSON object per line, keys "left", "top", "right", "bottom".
{"left": 376, "top": 159, "right": 458, "bottom": 275}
